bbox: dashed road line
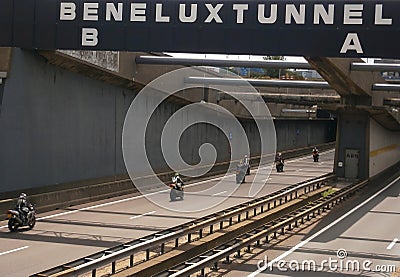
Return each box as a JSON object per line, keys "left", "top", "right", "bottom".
{"left": 130, "top": 210, "right": 156, "bottom": 220}
{"left": 0, "top": 246, "right": 29, "bottom": 256}
{"left": 387, "top": 238, "right": 398, "bottom": 250}
{"left": 212, "top": 191, "right": 227, "bottom": 197}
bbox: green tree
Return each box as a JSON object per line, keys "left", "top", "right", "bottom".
{"left": 263, "top": 56, "right": 286, "bottom": 79}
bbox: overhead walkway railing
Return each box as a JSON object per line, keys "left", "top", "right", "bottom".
{"left": 351, "top": 62, "right": 400, "bottom": 72}
{"left": 185, "top": 76, "right": 331, "bottom": 89}
{"left": 185, "top": 76, "right": 400, "bottom": 94}
{"left": 135, "top": 55, "right": 400, "bottom": 94}
{"left": 137, "top": 56, "right": 400, "bottom": 75}
{"left": 223, "top": 92, "right": 340, "bottom": 105}
{"left": 373, "top": 83, "right": 400, "bottom": 91}
{"left": 135, "top": 56, "right": 313, "bottom": 70}
{"left": 384, "top": 98, "right": 400, "bottom": 106}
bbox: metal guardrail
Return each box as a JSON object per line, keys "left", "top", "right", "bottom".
{"left": 31, "top": 174, "right": 334, "bottom": 277}
{"left": 163, "top": 179, "right": 368, "bottom": 277}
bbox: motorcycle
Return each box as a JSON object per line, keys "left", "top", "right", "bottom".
{"left": 169, "top": 182, "right": 184, "bottom": 201}
{"left": 236, "top": 164, "right": 247, "bottom": 184}
{"left": 313, "top": 152, "right": 319, "bottom": 162}
{"left": 276, "top": 160, "right": 284, "bottom": 172}
{"left": 7, "top": 204, "right": 36, "bottom": 232}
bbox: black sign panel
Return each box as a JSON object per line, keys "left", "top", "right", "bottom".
{"left": 1, "top": 0, "right": 400, "bottom": 58}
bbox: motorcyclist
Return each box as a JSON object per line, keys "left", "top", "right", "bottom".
{"left": 275, "top": 153, "right": 284, "bottom": 172}
{"left": 312, "top": 147, "right": 319, "bottom": 162}
{"left": 16, "top": 193, "right": 29, "bottom": 224}
{"left": 275, "top": 152, "right": 284, "bottom": 163}
{"left": 236, "top": 160, "right": 246, "bottom": 183}
{"left": 243, "top": 154, "right": 250, "bottom": 175}
{"left": 172, "top": 173, "right": 184, "bottom": 190}
{"left": 243, "top": 154, "right": 249, "bottom": 165}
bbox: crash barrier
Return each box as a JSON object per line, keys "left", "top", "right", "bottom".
{"left": 30, "top": 174, "right": 334, "bottom": 277}
{"left": 1, "top": 142, "right": 335, "bottom": 219}
{"left": 162, "top": 178, "right": 369, "bottom": 277}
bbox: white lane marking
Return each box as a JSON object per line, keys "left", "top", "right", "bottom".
{"left": 0, "top": 149, "right": 334, "bottom": 229}
{"left": 212, "top": 191, "right": 227, "bottom": 197}
{"left": 130, "top": 211, "right": 156, "bottom": 220}
{"left": 387, "top": 238, "right": 399, "bottom": 250}
{"left": 248, "top": 174, "right": 400, "bottom": 277}
{"left": 0, "top": 246, "right": 29, "bottom": 256}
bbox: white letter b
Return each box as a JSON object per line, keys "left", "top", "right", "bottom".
{"left": 82, "top": 28, "right": 98, "bottom": 46}
{"left": 60, "top": 2, "right": 76, "bottom": 20}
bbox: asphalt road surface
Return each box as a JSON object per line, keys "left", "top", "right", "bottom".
{"left": 0, "top": 150, "right": 334, "bottom": 276}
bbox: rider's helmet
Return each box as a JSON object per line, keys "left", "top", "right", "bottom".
{"left": 19, "top": 193, "right": 27, "bottom": 200}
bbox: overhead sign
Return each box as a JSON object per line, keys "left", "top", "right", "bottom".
{"left": 1, "top": 0, "right": 400, "bottom": 58}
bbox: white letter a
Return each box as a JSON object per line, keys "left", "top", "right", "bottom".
{"left": 340, "top": 33, "right": 363, "bottom": 54}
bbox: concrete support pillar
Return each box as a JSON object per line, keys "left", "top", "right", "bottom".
{"left": 334, "top": 110, "right": 370, "bottom": 180}
{"left": 341, "top": 95, "right": 371, "bottom": 106}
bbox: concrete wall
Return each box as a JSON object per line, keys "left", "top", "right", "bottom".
{"left": 275, "top": 119, "right": 336, "bottom": 151}
{"left": 0, "top": 49, "right": 335, "bottom": 194}
{"left": 369, "top": 119, "right": 400, "bottom": 177}
{"left": 0, "top": 49, "right": 134, "bottom": 193}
